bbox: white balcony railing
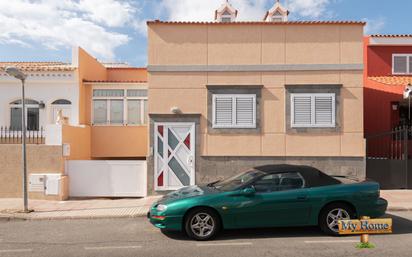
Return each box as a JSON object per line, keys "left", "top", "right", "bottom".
{"left": 0, "top": 126, "right": 45, "bottom": 144}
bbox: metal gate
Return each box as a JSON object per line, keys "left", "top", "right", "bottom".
{"left": 366, "top": 126, "right": 412, "bottom": 189}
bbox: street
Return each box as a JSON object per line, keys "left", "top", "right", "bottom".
{"left": 0, "top": 212, "right": 411, "bottom": 257}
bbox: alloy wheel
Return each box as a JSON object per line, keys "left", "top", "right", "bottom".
{"left": 326, "top": 208, "right": 350, "bottom": 233}
{"left": 190, "top": 213, "right": 215, "bottom": 238}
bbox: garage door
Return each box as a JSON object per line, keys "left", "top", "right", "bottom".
{"left": 66, "top": 160, "right": 147, "bottom": 197}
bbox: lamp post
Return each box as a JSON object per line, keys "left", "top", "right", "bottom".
{"left": 5, "top": 66, "right": 29, "bottom": 213}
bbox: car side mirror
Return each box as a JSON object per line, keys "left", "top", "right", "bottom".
{"left": 242, "top": 186, "right": 256, "bottom": 196}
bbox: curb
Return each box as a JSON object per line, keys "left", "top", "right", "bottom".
{"left": 387, "top": 207, "right": 412, "bottom": 212}
{"left": 0, "top": 208, "right": 410, "bottom": 222}
{"left": 0, "top": 215, "right": 28, "bottom": 221}
{"left": 0, "top": 213, "right": 148, "bottom": 221}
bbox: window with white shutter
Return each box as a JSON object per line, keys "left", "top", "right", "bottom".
{"left": 393, "top": 54, "right": 412, "bottom": 75}
{"left": 213, "top": 94, "right": 256, "bottom": 128}
{"left": 291, "top": 93, "right": 335, "bottom": 128}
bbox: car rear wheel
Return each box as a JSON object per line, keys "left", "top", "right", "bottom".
{"left": 319, "top": 203, "right": 355, "bottom": 236}
{"left": 184, "top": 208, "right": 220, "bottom": 241}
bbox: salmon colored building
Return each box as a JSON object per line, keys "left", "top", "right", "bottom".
{"left": 147, "top": 1, "right": 366, "bottom": 194}
{"left": 0, "top": 47, "right": 149, "bottom": 200}
{"left": 364, "top": 35, "right": 412, "bottom": 135}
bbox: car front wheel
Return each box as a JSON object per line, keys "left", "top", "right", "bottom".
{"left": 319, "top": 203, "right": 355, "bottom": 236}
{"left": 184, "top": 208, "right": 220, "bottom": 241}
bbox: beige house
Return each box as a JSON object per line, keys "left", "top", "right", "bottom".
{"left": 147, "top": 2, "right": 365, "bottom": 193}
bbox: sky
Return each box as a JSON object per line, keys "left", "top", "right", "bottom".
{"left": 0, "top": 0, "right": 411, "bottom": 67}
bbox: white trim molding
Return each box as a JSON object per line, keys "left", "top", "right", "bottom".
{"left": 370, "top": 37, "right": 412, "bottom": 45}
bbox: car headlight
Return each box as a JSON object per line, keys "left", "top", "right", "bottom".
{"left": 156, "top": 204, "right": 168, "bottom": 212}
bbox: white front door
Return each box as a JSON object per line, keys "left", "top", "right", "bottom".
{"left": 154, "top": 122, "right": 195, "bottom": 191}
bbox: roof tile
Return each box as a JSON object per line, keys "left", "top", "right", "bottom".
{"left": 0, "top": 62, "right": 75, "bottom": 72}
{"left": 147, "top": 20, "right": 365, "bottom": 25}
{"left": 371, "top": 34, "right": 412, "bottom": 38}
{"left": 368, "top": 76, "right": 412, "bottom": 86}
{"left": 83, "top": 80, "right": 147, "bottom": 83}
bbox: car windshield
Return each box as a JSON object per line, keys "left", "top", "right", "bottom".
{"left": 211, "top": 170, "right": 265, "bottom": 191}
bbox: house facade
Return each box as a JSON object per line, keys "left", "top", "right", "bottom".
{"left": 363, "top": 35, "right": 412, "bottom": 189}
{"left": 0, "top": 47, "right": 149, "bottom": 200}
{"left": 364, "top": 35, "right": 412, "bottom": 135}
{"left": 0, "top": 62, "right": 78, "bottom": 131}
{"left": 146, "top": 3, "right": 365, "bottom": 194}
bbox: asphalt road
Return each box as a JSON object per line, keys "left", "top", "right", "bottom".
{"left": 0, "top": 212, "right": 411, "bottom": 257}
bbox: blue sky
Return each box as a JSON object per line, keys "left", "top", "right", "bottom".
{"left": 0, "top": 0, "right": 411, "bottom": 67}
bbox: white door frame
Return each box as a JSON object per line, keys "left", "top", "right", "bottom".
{"left": 154, "top": 122, "right": 196, "bottom": 191}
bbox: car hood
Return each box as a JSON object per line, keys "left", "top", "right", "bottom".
{"left": 158, "top": 185, "right": 219, "bottom": 203}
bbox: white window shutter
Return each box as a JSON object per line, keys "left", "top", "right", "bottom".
{"left": 314, "top": 95, "right": 334, "bottom": 125}
{"left": 292, "top": 93, "right": 336, "bottom": 128}
{"left": 214, "top": 96, "right": 233, "bottom": 126}
{"left": 409, "top": 56, "right": 412, "bottom": 74}
{"left": 393, "top": 55, "right": 408, "bottom": 74}
{"left": 292, "top": 95, "right": 312, "bottom": 125}
{"left": 236, "top": 96, "right": 254, "bottom": 126}
{"left": 213, "top": 94, "right": 256, "bottom": 128}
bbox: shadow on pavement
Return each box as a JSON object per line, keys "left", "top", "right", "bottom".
{"left": 163, "top": 226, "right": 329, "bottom": 241}
{"left": 384, "top": 213, "right": 412, "bottom": 235}
{"left": 161, "top": 213, "right": 412, "bottom": 241}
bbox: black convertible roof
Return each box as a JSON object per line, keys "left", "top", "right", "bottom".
{"left": 254, "top": 164, "right": 341, "bottom": 187}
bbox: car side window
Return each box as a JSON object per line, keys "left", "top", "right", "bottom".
{"left": 253, "top": 172, "right": 305, "bottom": 193}
{"left": 277, "top": 172, "right": 305, "bottom": 191}
{"left": 253, "top": 174, "right": 280, "bottom": 193}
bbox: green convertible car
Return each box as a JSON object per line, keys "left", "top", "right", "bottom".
{"left": 148, "top": 164, "right": 388, "bottom": 240}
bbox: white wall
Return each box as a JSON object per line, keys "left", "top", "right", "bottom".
{"left": 66, "top": 160, "right": 147, "bottom": 197}
{"left": 0, "top": 71, "right": 79, "bottom": 128}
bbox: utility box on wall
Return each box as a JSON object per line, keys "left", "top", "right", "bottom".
{"left": 29, "top": 174, "right": 62, "bottom": 195}
{"left": 45, "top": 174, "right": 62, "bottom": 195}
{"left": 29, "top": 174, "right": 46, "bottom": 192}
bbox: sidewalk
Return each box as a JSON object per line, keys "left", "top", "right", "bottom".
{"left": 0, "top": 196, "right": 162, "bottom": 221}
{"left": 380, "top": 190, "right": 412, "bottom": 211}
{"left": 0, "top": 190, "right": 410, "bottom": 221}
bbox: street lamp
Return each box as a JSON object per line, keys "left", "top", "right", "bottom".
{"left": 5, "top": 66, "right": 29, "bottom": 213}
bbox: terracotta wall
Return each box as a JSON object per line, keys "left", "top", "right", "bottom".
{"left": 367, "top": 45, "right": 412, "bottom": 77}
{"left": 148, "top": 23, "right": 365, "bottom": 157}
{"left": 364, "top": 79, "right": 403, "bottom": 135}
{"left": 91, "top": 126, "right": 148, "bottom": 158}
{"left": 62, "top": 125, "right": 91, "bottom": 160}
{"left": 363, "top": 37, "right": 410, "bottom": 135}
{"left": 76, "top": 48, "right": 148, "bottom": 158}
{"left": 107, "top": 68, "right": 147, "bottom": 81}
{"left": 77, "top": 47, "right": 107, "bottom": 125}
{"left": 148, "top": 24, "right": 363, "bottom": 65}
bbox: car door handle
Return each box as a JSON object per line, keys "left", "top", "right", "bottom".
{"left": 296, "top": 196, "right": 308, "bottom": 201}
